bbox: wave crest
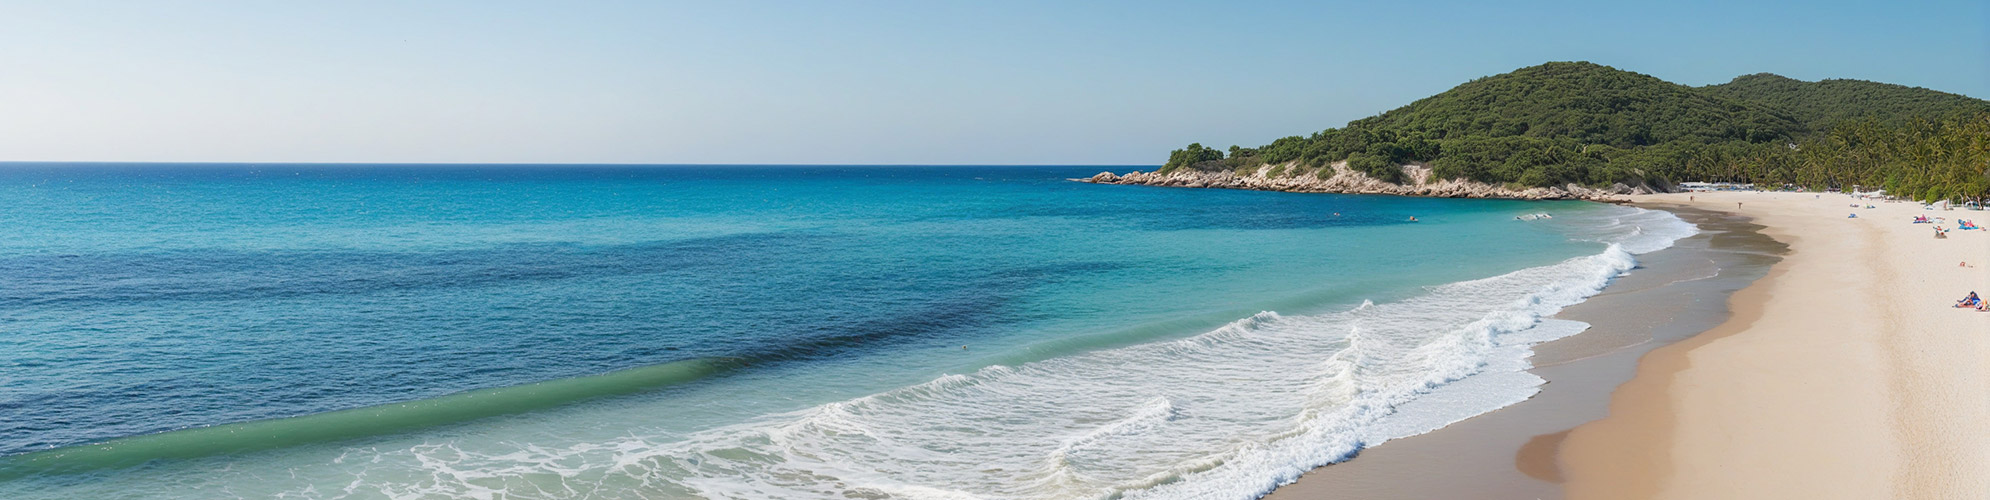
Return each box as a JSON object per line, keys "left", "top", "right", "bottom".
{"left": 255, "top": 208, "right": 1698, "bottom": 500}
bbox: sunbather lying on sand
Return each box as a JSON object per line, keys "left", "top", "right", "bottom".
{"left": 1957, "top": 291, "right": 1980, "bottom": 308}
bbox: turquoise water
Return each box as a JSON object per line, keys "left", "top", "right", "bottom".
{"left": 0, "top": 164, "right": 1691, "bottom": 499}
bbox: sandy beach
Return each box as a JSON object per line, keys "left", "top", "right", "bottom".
{"left": 1562, "top": 191, "right": 1990, "bottom": 498}
{"left": 1267, "top": 206, "right": 1784, "bottom": 499}
{"left": 1269, "top": 191, "right": 1989, "bottom": 499}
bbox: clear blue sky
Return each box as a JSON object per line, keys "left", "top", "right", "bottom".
{"left": 3, "top": 1, "right": 1983, "bottom": 165}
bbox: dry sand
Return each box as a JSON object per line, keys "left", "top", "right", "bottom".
{"left": 1265, "top": 207, "right": 1781, "bottom": 499}
{"left": 1562, "top": 191, "right": 1990, "bottom": 499}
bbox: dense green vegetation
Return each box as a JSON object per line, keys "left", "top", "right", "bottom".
{"left": 1671, "top": 115, "right": 1990, "bottom": 202}
{"left": 1703, "top": 73, "right": 1990, "bottom": 128}
{"left": 1161, "top": 62, "right": 1990, "bottom": 202}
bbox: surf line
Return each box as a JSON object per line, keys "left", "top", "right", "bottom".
{"left": 0, "top": 357, "right": 740, "bottom": 479}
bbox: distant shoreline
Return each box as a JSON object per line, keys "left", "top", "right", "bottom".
{"left": 1076, "top": 161, "right": 1651, "bottom": 203}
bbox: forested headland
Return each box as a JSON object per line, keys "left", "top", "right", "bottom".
{"left": 1162, "top": 62, "right": 1990, "bottom": 203}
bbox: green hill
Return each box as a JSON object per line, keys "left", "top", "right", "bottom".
{"left": 1703, "top": 73, "right": 1990, "bottom": 128}
{"left": 1358, "top": 62, "right": 1799, "bottom": 148}
{"left": 1163, "top": 62, "right": 1990, "bottom": 201}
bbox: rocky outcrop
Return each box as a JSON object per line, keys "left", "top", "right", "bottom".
{"left": 1077, "top": 162, "right": 1653, "bottom": 202}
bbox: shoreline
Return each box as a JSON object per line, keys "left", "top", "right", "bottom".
{"left": 1561, "top": 192, "right": 1990, "bottom": 498}
{"left": 1263, "top": 205, "right": 1783, "bottom": 499}
{"left": 1078, "top": 162, "right": 1651, "bottom": 202}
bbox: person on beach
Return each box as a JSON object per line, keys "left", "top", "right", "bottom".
{"left": 1957, "top": 292, "right": 1980, "bottom": 308}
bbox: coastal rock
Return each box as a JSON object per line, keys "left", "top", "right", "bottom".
{"left": 1076, "top": 161, "right": 1644, "bottom": 202}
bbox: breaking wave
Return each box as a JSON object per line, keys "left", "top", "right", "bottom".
{"left": 270, "top": 208, "right": 1695, "bottom": 500}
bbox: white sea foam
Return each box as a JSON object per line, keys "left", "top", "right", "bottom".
{"left": 276, "top": 206, "right": 1697, "bottom": 500}
{"left": 1596, "top": 206, "right": 1700, "bottom": 254}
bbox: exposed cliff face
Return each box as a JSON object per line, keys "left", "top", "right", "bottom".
{"left": 1078, "top": 162, "right": 1653, "bottom": 202}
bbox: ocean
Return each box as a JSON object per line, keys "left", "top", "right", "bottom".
{"left": 0, "top": 164, "right": 1695, "bottom": 499}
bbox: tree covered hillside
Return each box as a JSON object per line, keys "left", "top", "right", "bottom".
{"left": 1358, "top": 62, "right": 1798, "bottom": 148}
{"left": 1162, "top": 62, "right": 1990, "bottom": 202}
{"left": 1704, "top": 73, "right": 1990, "bottom": 128}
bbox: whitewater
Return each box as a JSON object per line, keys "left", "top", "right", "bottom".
{"left": 295, "top": 208, "right": 1695, "bottom": 500}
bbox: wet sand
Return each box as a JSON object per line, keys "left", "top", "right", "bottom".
{"left": 1265, "top": 207, "right": 1785, "bottom": 499}
{"left": 1561, "top": 192, "right": 1990, "bottom": 499}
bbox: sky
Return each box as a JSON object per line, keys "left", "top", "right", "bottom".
{"left": 1, "top": 0, "right": 1984, "bottom": 165}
